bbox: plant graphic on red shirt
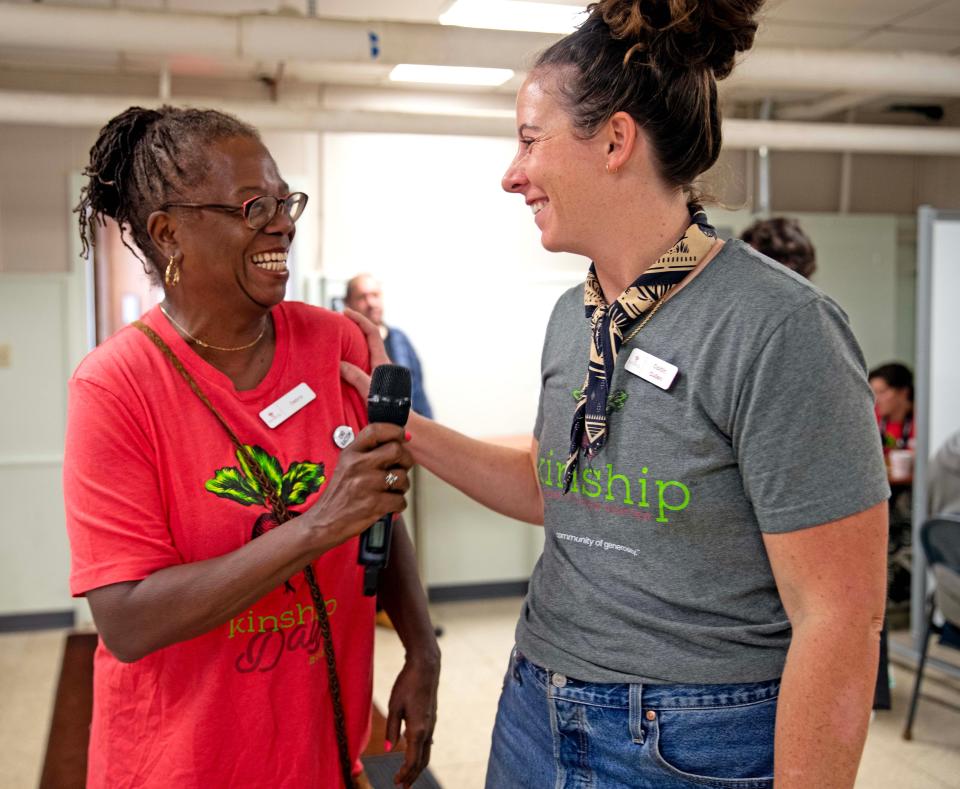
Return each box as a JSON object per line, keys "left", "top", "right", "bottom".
{"left": 205, "top": 445, "right": 326, "bottom": 591}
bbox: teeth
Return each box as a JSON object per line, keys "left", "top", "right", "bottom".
{"left": 252, "top": 251, "right": 288, "bottom": 270}
{"left": 531, "top": 201, "right": 546, "bottom": 215}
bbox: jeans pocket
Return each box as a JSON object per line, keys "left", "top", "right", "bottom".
{"left": 650, "top": 696, "right": 776, "bottom": 788}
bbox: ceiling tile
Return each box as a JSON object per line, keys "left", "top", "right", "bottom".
{"left": 0, "top": 46, "right": 122, "bottom": 69}
{"left": 767, "top": 0, "right": 933, "bottom": 27}
{"left": 165, "top": 0, "right": 283, "bottom": 12}
{"left": 851, "top": 28, "right": 960, "bottom": 52}
{"left": 284, "top": 1, "right": 450, "bottom": 24}
{"left": 756, "top": 20, "right": 868, "bottom": 48}
{"left": 894, "top": 0, "right": 960, "bottom": 33}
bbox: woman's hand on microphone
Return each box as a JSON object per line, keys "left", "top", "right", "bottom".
{"left": 303, "top": 423, "right": 411, "bottom": 553}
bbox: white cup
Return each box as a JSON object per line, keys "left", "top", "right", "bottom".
{"left": 888, "top": 449, "right": 914, "bottom": 480}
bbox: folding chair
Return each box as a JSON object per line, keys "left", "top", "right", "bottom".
{"left": 902, "top": 515, "right": 960, "bottom": 740}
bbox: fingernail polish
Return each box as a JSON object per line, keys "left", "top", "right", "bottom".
{"left": 384, "top": 740, "right": 393, "bottom": 752}
{"left": 404, "top": 431, "right": 411, "bottom": 442}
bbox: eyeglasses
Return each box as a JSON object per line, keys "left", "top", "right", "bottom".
{"left": 160, "top": 192, "right": 308, "bottom": 230}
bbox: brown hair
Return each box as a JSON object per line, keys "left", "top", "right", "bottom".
{"left": 740, "top": 217, "right": 817, "bottom": 278}
{"left": 534, "top": 0, "right": 763, "bottom": 193}
{"left": 868, "top": 362, "right": 914, "bottom": 403}
{"left": 75, "top": 106, "right": 259, "bottom": 284}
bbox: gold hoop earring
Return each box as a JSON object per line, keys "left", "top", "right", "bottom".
{"left": 164, "top": 255, "right": 180, "bottom": 288}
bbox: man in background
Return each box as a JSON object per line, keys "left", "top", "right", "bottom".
{"left": 344, "top": 273, "right": 434, "bottom": 419}
{"left": 741, "top": 216, "right": 817, "bottom": 279}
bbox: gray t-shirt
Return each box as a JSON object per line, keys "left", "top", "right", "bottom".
{"left": 517, "top": 240, "right": 889, "bottom": 684}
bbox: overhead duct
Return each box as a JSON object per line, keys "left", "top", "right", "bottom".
{"left": 0, "top": 4, "right": 556, "bottom": 72}
{"left": 2, "top": 91, "right": 960, "bottom": 156}
{"left": 1, "top": 4, "right": 960, "bottom": 98}
{"left": 722, "top": 118, "right": 960, "bottom": 156}
{"left": 730, "top": 49, "right": 960, "bottom": 99}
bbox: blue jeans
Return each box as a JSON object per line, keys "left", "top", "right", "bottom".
{"left": 485, "top": 650, "right": 777, "bottom": 789}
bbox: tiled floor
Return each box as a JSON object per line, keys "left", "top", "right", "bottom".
{"left": 2, "top": 598, "right": 959, "bottom": 788}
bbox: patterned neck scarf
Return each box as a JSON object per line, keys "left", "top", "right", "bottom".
{"left": 562, "top": 206, "right": 717, "bottom": 494}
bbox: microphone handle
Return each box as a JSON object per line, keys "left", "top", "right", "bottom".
{"left": 358, "top": 512, "right": 394, "bottom": 596}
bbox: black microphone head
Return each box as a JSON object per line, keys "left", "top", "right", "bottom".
{"left": 368, "top": 364, "right": 412, "bottom": 426}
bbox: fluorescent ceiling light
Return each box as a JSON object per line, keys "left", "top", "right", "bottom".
{"left": 389, "top": 64, "right": 515, "bottom": 87}
{"left": 440, "top": 0, "right": 587, "bottom": 34}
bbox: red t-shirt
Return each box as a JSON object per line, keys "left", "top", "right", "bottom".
{"left": 876, "top": 410, "right": 915, "bottom": 452}
{"left": 64, "top": 302, "right": 375, "bottom": 788}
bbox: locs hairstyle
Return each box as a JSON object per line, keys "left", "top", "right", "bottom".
{"left": 75, "top": 106, "right": 258, "bottom": 285}
{"left": 533, "top": 0, "right": 764, "bottom": 193}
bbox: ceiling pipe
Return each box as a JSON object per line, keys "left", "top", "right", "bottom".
{"left": 0, "top": 4, "right": 556, "bottom": 71}
{"left": 756, "top": 99, "right": 773, "bottom": 215}
{"left": 0, "top": 91, "right": 515, "bottom": 136}
{"left": 729, "top": 49, "right": 960, "bottom": 98}
{"left": 723, "top": 118, "right": 960, "bottom": 156}
{"left": 776, "top": 93, "right": 884, "bottom": 122}
{"left": 1, "top": 4, "right": 960, "bottom": 97}
{"left": 2, "top": 91, "right": 960, "bottom": 155}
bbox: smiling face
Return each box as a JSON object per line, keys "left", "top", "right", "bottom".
{"left": 166, "top": 135, "right": 296, "bottom": 313}
{"left": 501, "top": 72, "right": 607, "bottom": 256}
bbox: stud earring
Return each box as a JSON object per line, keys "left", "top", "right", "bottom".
{"left": 164, "top": 255, "right": 180, "bottom": 288}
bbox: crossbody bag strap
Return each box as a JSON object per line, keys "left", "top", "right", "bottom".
{"left": 132, "top": 319, "right": 356, "bottom": 789}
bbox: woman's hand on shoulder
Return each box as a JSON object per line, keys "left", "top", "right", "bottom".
{"left": 344, "top": 307, "right": 391, "bottom": 365}
{"left": 302, "top": 422, "right": 412, "bottom": 553}
{"left": 340, "top": 307, "right": 392, "bottom": 401}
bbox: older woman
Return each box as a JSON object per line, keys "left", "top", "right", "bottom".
{"left": 342, "top": 1, "right": 889, "bottom": 787}
{"left": 65, "top": 106, "right": 438, "bottom": 788}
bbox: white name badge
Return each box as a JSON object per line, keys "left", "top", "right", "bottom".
{"left": 624, "top": 348, "right": 679, "bottom": 391}
{"left": 259, "top": 383, "right": 316, "bottom": 428}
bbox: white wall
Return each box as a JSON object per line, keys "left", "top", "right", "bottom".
{"left": 0, "top": 268, "right": 90, "bottom": 615}
{"left": 712, "top": 209, "right": 906, "bottom": 369}
{"left": 928, "top": 217, "right": 960, "bottom": 454}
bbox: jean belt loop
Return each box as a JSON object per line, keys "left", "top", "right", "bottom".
{"left": 628, "top": 683, "right": 645, "bottom": 744}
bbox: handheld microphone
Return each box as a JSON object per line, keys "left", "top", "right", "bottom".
{"left": 358, "top": 364, "right": 412, "bottom": 596}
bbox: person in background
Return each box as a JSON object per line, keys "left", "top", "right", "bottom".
{"left": 929, "top": 430, "right": 960, "bottom": 516}
{"left": 867, "top": 362, "right": 915, "bottom": 712}
{"left": 869, "top": 362, "right": 915, "bottom": 452}
{"left": 740, "top": 216, "right": 817, "bottom": 279}
{"left": 343, "top": 1, "right": 889, "bottom": 786}
{"left": 344, "top": 274, "right": 433, "bottom": 418}
{"left": 65, "top": 106, "right": 438, "bottom": 789}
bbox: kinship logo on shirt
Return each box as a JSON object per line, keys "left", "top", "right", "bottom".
{"left": 538, "top": 447, "right": 690, "bottom": 524}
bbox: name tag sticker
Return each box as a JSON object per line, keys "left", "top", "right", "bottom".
{"left": 624, "top": 349, "right": 679, "bottom": 391}
{"left": 259, "top": 383, "right": 316, "bottom": 428}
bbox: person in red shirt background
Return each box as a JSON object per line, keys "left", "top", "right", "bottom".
{"left": 869, "top": 362, "right": 915, "bottom": 452}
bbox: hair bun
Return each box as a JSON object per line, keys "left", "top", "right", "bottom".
{"left": 594, "top": 0, "right": 763, "bottom": 79}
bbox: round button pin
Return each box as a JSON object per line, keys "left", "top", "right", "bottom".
{"left": 333, "top": 425, "right": 355, "bottom": 448}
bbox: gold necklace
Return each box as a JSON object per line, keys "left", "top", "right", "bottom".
{"left": 159, "top": 305, "right": 267, "bottom": 352}
{"left": 622, "top": 294, "right": 668, "bottom": 344}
